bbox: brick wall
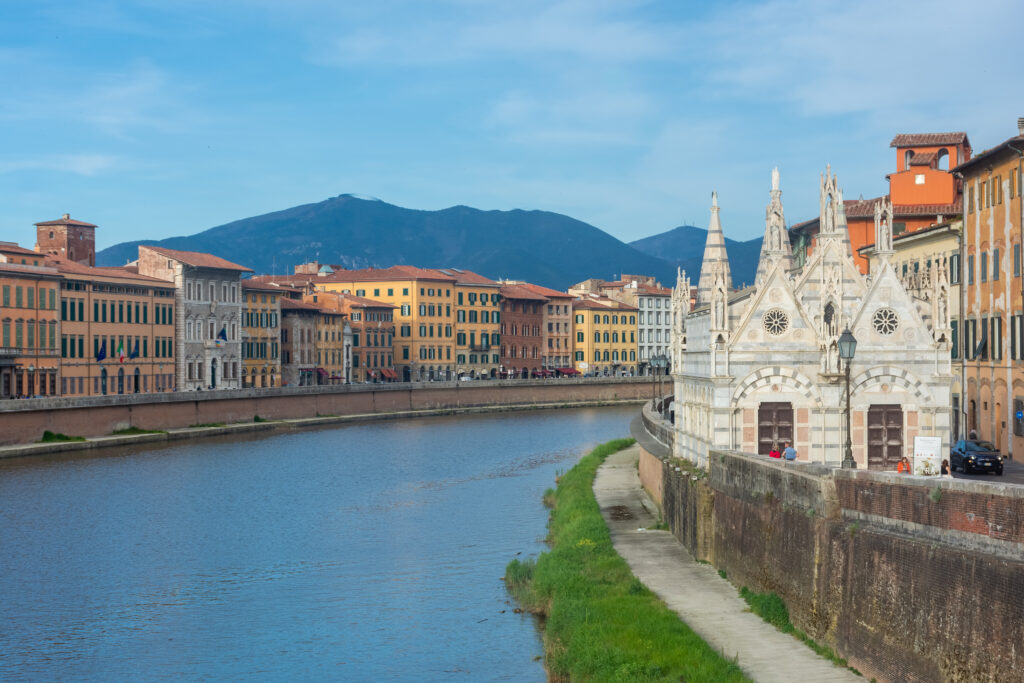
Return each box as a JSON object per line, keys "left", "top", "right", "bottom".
{"left": 0, "top": 377, "right": 651, "bottom": 445}
{"left": 649, "top": 447, "right": 1024, "bottom": 682}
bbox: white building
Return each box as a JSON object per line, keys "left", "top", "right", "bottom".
{"left": 670, "top": 168, "right": 953, "bottom": 469}
{"left": 138, "top": 246, "right": 251, "bottom": 391}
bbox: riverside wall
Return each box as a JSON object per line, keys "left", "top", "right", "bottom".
{"left": 640, "top": 445, "right": 1024, "bottom": 683}
{"left": 0, "top": 378, "right": 650, "bottom": 447}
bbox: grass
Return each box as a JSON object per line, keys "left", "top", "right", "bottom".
{"left": 505, "top": 437, "right": 748, "bottom": 682}
{"left": 253, "top": 415, "right": 269, "bottom": 423}
{"left": 738, "top": 587, "right": 860, "bottom": 676}
{"left": 188, "top": 422, "right": 226, "bottom": 428}
{"left": 111, "top": 426, "right": 166, "bottom": 435}
{"left": 37, "top": 430, "right": 86, "bottom": 443}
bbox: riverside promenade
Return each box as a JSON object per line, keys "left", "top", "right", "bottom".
{"left": 594, "top": 443, "right": 858, "bottom": 683}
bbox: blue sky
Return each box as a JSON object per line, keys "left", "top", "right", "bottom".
{"left": 1, "top": 0, "right": 1021, "bottom": 254}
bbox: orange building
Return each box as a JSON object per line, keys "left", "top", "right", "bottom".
{"left": 0, "top": 243, "right": 62, "bottom": 398}
{"left": 50, "top": 258, "right": 177, "bottom": 396}
{"left": 955, "top": 120, "right": 1024, "bottom": 457}
{"left": 792, "top": 133, "right": 972, "bottom": 273}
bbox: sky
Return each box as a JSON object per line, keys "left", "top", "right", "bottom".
{"left": 1, "top": 0, "right": 1021, "bottom": 253}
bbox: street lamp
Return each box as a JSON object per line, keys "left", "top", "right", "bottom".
{"left": 651, "top": 354, "right": 669, "bottom": 419}
{"left": 838, "top": 328, "right": 858, "bottom": 469}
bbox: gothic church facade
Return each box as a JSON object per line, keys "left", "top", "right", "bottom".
{"left": 670, "top": 168, "right": 953, "bottom": 468}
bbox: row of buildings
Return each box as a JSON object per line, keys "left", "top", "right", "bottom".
{"left": 0, "top": 216, "right": 675, "bottom": 398}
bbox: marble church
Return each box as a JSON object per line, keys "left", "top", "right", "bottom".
{"left": 670, "top": 168, "right": 953, "bottom": 468}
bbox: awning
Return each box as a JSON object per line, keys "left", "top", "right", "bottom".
{"left": 558, "top": 367, "right": 580, "bottom": 375}
{"left": 316, "top": 367, "right": 328, "bottom": 377}
{"left": 367, "top": 370, "right": 377, "bottom": 378}
{"left": 381, "top": 368, "right": 397, "bottom": 380}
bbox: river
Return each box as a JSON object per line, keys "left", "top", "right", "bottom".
{"left": 0, "top": 405, "right": 639, "bottom": 681}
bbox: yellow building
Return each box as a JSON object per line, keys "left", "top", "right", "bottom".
{"left": 859, "top": 217, "right": 962, "bottom": 422}
{"left": 303, "top": 295, "right": 351, "bottom": 384}
{"left": 572, "top": 296, "right": 638, "bottom": 376}
{"left": 449, "top": 269, "right": 501, "bottom": 379}
{"left": 240, "top": 281, "right": 281, "bottom": 388}
{"left": 287, "top": 266, "right": 456, "bottom": 382}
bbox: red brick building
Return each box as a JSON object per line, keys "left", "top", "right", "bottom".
{"left": 499, "top": 283, "right": 547, "bottom": 378}
{"left": 306, "top": 291, "right": 396, "bottom": 383}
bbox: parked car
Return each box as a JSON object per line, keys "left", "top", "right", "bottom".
{"left": 950, "top": 439, "right": 1004, "bottom": 475}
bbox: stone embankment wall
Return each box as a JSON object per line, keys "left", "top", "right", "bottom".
{"left": 641, "top": 447, "right": 1024, "bottom": 683}
{"left": 0, "top": 378, "right": 649, "bottom": 446}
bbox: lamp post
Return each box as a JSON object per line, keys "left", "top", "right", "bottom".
{"left": 651, "top": 354, "right": 669, "bottom": 419}
{"left": 838, "top": 328, "right": 858, "bottom": 469}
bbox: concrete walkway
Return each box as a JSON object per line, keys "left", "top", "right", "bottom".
{"left": 594, "top": 444, "right": 859, "bottom": 683}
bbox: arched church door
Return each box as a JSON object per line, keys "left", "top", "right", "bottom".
{"left": 757, "top": 402, "right": 793, "bottom": 455}
{"left": 868, "top": 404, "right": 903, "bottom": 470}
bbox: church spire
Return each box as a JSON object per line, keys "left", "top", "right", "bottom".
{"left": 754, "top": 167, "right": 794, "bottom": 284}
{"left": 696, "top": 191, "right": 732, "bottom": 305}
{"left": 818, "top": 165, "right": 854, "bottom": 257}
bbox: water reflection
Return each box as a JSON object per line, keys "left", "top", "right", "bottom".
{"left": 0, "top": 405, "right": 638, "bottom": 681}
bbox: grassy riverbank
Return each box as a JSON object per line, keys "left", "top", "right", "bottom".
{"left": 505, "top": 438, "right": 747, "bottom": 682}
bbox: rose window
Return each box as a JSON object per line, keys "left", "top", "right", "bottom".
{"left": 872, "top": 307, "right": 899, "bottom": 335}
{"left": 762, "top": 308, "right": 789, "bottom": 336}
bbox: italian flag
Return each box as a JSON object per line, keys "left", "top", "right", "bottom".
{"left": 117, "top": 340, "right": 125, "bottom": 363}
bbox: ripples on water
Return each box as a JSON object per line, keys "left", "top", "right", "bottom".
{"left": 0, "top": 405, "right": 638, "bottom": 681}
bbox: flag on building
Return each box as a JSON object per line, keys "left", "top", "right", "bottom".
{"left": 216, "top": 327, "right": 227, "bottom": 348}
{"left": 129, "top": 339, "right": 139, "bottom": 359}
{"left": 117, "top": 340, "right": 125, "bottom": 363}
{"left": 96, "top": 339, "right": 106, "bottom": 362}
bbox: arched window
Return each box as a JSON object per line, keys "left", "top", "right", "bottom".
{"left": 612, "top": 350, "right": 619, "bottom": 361}
{"left": 937, "top": 148, "right": 950, "bottom": 170}
{"left": 603, "top": 332, "right": 609, "bottom": 342}
{"left": 612, "top": 332, "right": 619, "bottom": 343}
{"left": 904, "top": 150, "right": 914, "bottom": 169}
{"left": 603, "top": 315, "right": 609, "bottom": 324}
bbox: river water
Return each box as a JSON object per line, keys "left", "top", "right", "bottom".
{"left": 0, "top": 405, "right": 638, "bottom": 681}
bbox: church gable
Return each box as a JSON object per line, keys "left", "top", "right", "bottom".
{"left": 729, "top": 264, "right": 818, "bottom": 352}
{"left": 850, "top": 259, "right": 934, "bottom": 352}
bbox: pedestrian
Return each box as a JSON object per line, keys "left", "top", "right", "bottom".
{"left": 783, "top": 442, "right": 797, "bottom": 461}
{"left": 769, "top": 442, "right": 781, "bottom": 459}
{"left": 897, "top": 456, "right": 910, "bottom": 474}
{"left": 941, "top": 459, "right": 953, "bottom": 478}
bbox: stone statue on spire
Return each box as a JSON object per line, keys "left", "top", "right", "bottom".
{"left": 874, "top": 197, "right": 894, "bottom": 257}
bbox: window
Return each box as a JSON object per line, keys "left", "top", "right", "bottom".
{"left": 968, "top": 254, "right": 975, "bottom": 284}
{"left": 994, "top": 248, "right": 1001, "bottom": 280}
{"left": 915, "top": 174, "right": 925, "bottom": 185}
{"left": 981, "top": 252, "right": 988, "bottom": 282}
{"left": 950, "top": 254, "right": 961, "bottom": 284}
{"left": 1015, "top": 245, "right": 1021, "bottom": 278}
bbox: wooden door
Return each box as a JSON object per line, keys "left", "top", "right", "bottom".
{"left": 867, "top": 404, "right": 903, "bottom": 470}
{"left": 758, "top": 402, "right": 793, "bottom": 455}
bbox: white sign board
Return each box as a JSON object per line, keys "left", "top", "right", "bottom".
{"left": 578, "top": 362, "right": 589, "bottom": 370}
{"left": 913, "top": 436, "right": 943, "bottom": 476}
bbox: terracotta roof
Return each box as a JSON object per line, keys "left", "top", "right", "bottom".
{"left": 241, "top": 280, "right": 285, "bottom": 292}
{"left": 141, "top": 246, "right": 253, "bottom": 272}
{"left": 0, "top": 261, "right": 61, "bottom": 278}
{"left": 500, "top": 283, "right": 549, "bottom": 301}
{"left": 324, "top": 292, "right": 395, "bottom": 309}
{"left": 634, "top": 285, "right": 672, "bottom": 296}
{"left": 572, "top": 296, "right": 636, "bottom": 311}
{"left": 890, "top": 133, "right": 969, "bottom": 148}
{"left": 832, "top": 196, "right": 961, "bottom": 219}
{"left": 952, "top": 135, "right": 1024, "bottom": 174}
{"left": 34, "top": 214, "right": 97, "bottom": 228}
{"left": 46, "top": 257, "right": 175, "bottom": 285}
{"left": 0, "top": 242, "right": 41, "bottom": 257}
{"left": 508, "top": 281, "right": 573, "bottom": 299}
{"left": 322, "top": 265, "right": 456, "bottom": 283}
{"left": 908, "top": 151, "right": 937, "bottom": 166}
{"left": 433, "top": 268, "right": 498, "bottom": 286}
{"left": 280, "top": 298, "right": 322, "bottom": 312}
{"left": 245, "top": 274, "right": 313, "bottom": 289}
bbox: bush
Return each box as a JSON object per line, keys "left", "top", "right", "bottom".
{"left": 38, "top": 430, "right": 85, "bottom": 443}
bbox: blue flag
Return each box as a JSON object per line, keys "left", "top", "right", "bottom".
{"left": 216, "top": 327, "right": 227, "bottom": 348}
{"left": 96, "top": 339, "right": 106, "bottom": 362}
{"left": 129, "top": 339, "right": 139, "bottom": 359}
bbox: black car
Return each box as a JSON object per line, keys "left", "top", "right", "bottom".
{"left": 951, "top": 439, "right": 1004, "bottom": 475}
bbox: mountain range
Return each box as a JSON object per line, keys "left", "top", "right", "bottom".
{"left": 97, "top": 194, "right": 763, "bottom": 291}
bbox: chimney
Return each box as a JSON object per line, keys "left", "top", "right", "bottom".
{"left": 1018, "top": 117, "right": 1024, "bottom": 136}
{"left": 62, "top": 213, "right": 70, "bottom": 220}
